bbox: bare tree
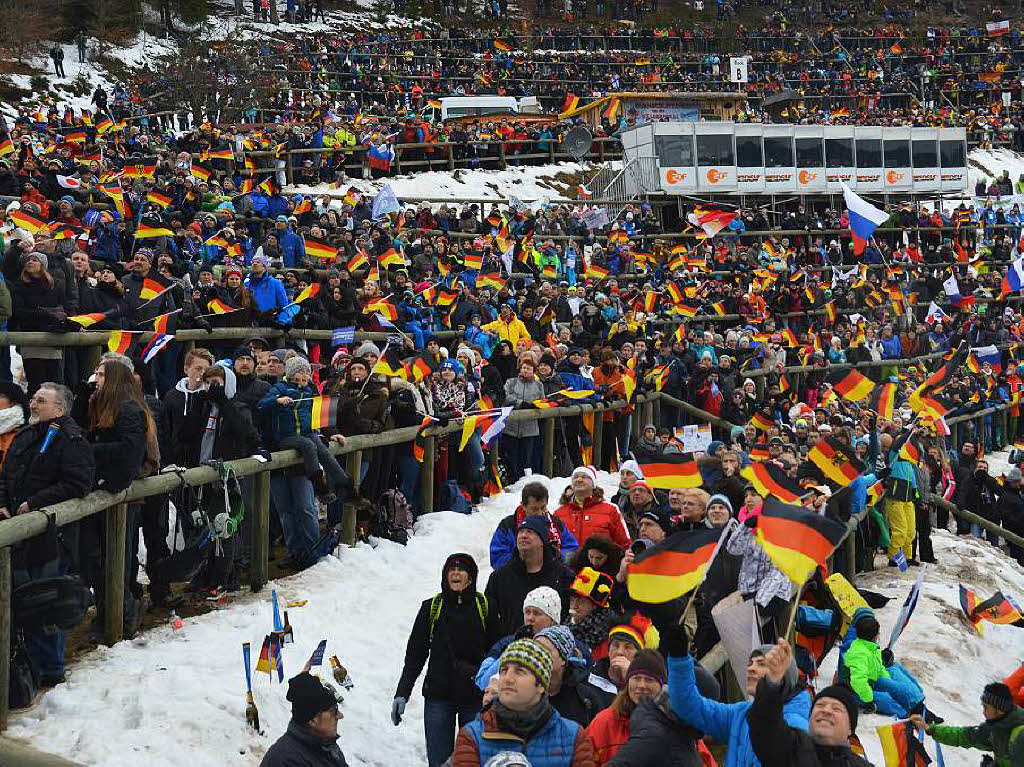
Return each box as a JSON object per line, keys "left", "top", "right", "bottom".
{"left": 0, "top": 0, "right": 49, "bottom": 64}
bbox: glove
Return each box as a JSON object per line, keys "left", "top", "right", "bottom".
{"left": 861, "top": 702, "right": 877, "bottom": 714}
{"left": 881, "top": 648, "right": 895, "bottom": 668}
{"left": 514, "top": 624, "right": 535, "bottom": 640}
{"left": 656, "top": 620, "right": 690, "bottom": 658}
{"left": 207, "top": 383, "right": 227, "bottom": 405}
{"left": 391, "top": 696, "right": 406, "bottom": 726}
{"left": 744, "top": 515, "right": 758, "bottom": 529}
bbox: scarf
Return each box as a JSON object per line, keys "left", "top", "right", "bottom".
{"left": 492, "top": 697, "right": 553, "bottom": 741}
{"left": 571, "top": 607, "right": 617, "bottom": 649}
{"left": 514, "top": 508, "right": 562, "bottom": 551}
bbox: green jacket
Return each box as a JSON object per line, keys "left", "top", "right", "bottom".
{"left": 930, "top": 707, "right": 1024, "bottom": 766}
{"left": 841, "top": 638, "right": 888, "bottom": 703}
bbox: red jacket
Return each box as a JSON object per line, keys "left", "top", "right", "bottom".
{"left": 585, "top": 706, "right": 630, "bottom": 766}
{"left": 555, "top": 492, "right": 630, "bottom": 548}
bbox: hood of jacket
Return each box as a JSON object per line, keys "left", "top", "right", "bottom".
{"left": 215, "top": 361, "right": 237, "bottom": 400}
{"left": 441, "top": 552, "right": 479, "bottom": 595}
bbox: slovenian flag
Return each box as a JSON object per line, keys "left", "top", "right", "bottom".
{"left": 972, "top": 345, "right": 1003, "bottom": 373}
{"left": 841, "top": 182, "right": 888, "bottom": 255}
{"left": 943, "top": 274, "right": 975, "bottom": 308}
{"left": 987, "top": 20, "right": 1010, "bottom": 36}
{"left": 1002, "top": 257, "right": 1024, "bottom": 297}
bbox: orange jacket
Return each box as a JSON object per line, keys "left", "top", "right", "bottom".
{"left": 592, "top": 363, "right": 632, "bottom": 422}
{"left": 1006, "top": 663, "right": 1024, "bottom": 706}
{"left": 555, "top": 492, "right": 631, "bottom": 548}
{"left": 586, "top": 706, "right": 630, "bottom": 766}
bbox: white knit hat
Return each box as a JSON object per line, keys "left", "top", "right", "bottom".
{"left": 522, "top": 586, "right": 561, "bottom": 624}
{"left": 284, "top": 356, "right": 311, "bottom": 379}
{"left": 619, "top": 459, "right": 643, "bottom": 479}
{"left": 570, "top": 465, "right": 598, "bottom": 486}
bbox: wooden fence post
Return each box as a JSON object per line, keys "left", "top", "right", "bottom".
{"left": 592, "top": 408, "right": 604, "bottom": 469}
{"left": 103, "top": 502, "right": 127, "bottom": 645}
{"left": 343, "top": 451, "right": 362, "bottom": 546}
{"left": 250, "top": 471, "right": 270, "bottom": 592}
{"left": 542, "top": 418, "right": 556, "bottom": 477}
{"left": 421, "top": 437, "right": 436, "bottom": 513}
{"left": 0, "top": 546, "right": 9, "bottom": 730}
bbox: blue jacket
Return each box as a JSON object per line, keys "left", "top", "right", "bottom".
{"left": 278, "top": 229, "right": 305, "bottom": 267}
{"left": 668, "top": 654, "right": 811, "bottom": 767}
{"left": 246, "top": 273, "right": 288, "bottom": 313}
{"left": 489, "top": 512, "right": 578, "bottom": 570}
{"left": 462, "top": 704, "right": 584, "bottom": 767}
{"left": 257, "top": 380, "right": 317, "bottom": 443}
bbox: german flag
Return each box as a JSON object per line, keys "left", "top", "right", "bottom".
{"left": 711, "top": 301, "right": 727, "bottom": 316}
{"left": 972, "top": 591, "right": 1023, "bottom": 625}
{"left": 896, "top": 434, "right": 922, "bottom": 466}
{"left": 870, "top": 381, "right": 897, "bottom": 419}
{"left": 0, "top": 139, "right": 13, "bottom": 158}
{"left": 749, "top": 444, "right": 770, "bottom": 462}
{"left": 208, "top": 298, "right": 238, "bottom": 315}
{"left": 293, "top": 198, "right": 313, "bottom": 215}
{"left": 427, "top": 98, "right": 442, "bottom": 109}
{"left": 781, "top": 328, "right": 798, "bottom": 348}
{"left": 541, "top": 263, "right": 558, "bottom": 280}
{"left": 380, "top": 247, "right": 404, "bottom": 268}
{"left": 477, "top": 272, "right": 506, "bottom": 290}
{"left": 135, "top": 224, "right": 174, "bottom": 239}
{"left": 258, "top": 177, "right": 274, "bottom": 195}
{"left": 412, "top": 416, "right": 434, "bottom": 462}
{"left": 960, "top": 584, "right": 983, "bottom": 634}
{"left": 373, "top": 347, "right": 407, "bottom": 378}
{"left": 741, "top": 461, "right": 803, "bottom": 504}
{"left": 151, "top": 311, "right": 176, "bottom": 335}
{"left": 648, "top": 363, "right": 671, "bottom": 392}
{"left": 364, "top": 298, "right": 397, "bottom": 321}
{"left": 824, "top": 301, "right": 838, "bottom": 323}
{"left": 64, "top": 130, "right": 86, "bottom": 144}
{"left": 749, "top": 410, "right": 775, "bottom": 432}
{"left": 779, "top": 374, "right": 791, "bottom": 394}
{"left": 866, "top": 480, "right": 884, "bottom": 506}
{"left": 190, "top": 164, "right": 212, "bottom": 182}
{"left": 561, "top": 93, "right": 580, "bottom": 113}
{"left": 292, "top": 284, "right": 320, "bottom": 305}
{"left": 603, "top": 97, "right": 621, "bottom": 122}
{"left": 637, "top": 453, "right": 702, "bottom": 489}
{"left": 310, "top": 395, "right": 338, "bottom": 430}
{"left": 642, "top": 290, "right": 658, "bottom": 313}
{"left": 305, "top": 237, "right": 338, "bottom": 261}
{"left": 95, "top": 116, "right": 113, "bottom": 135}
{"left": 808, "top": 436, "right": 865, "bottom": 487}
{"left": 494, "top": 39, "right": 513, "bottom": 51}
{"left": 435, "top": 288, "right": 458, "bottom": 306}
{"left": 9, "top": 210, "right": 45, "bottom": 233}
{"left": 665, "top": 282, "right": 684, "bottom": 305}
{"left": 826, "top": 368, "right": 875, "bottom": 401}
{"left": 626, "top": 527, "right": 723, "bottom": 603}
{"left": 404, "top": 356, "right": 434, "bottom": 383}
{"left": 123, "top": 159, "right": 157, "bottom": 178}
{"left": 876, "top": 720, "right": 932, "bottom": 767}
{"left": 586, "top": 263, "right": 609, "bottom": 280}
{"left": 67, "top": 312, "right": 107, "bottom": 327}
{"left": 755, "top": 497, "right": 847, "bottom": 584}
{"left": 347, "top": 250, "right": 369, "bottom": 272}
{"left": 138, "top": 277, "right": 168, "bottom": 301}
{"left": 207, "top": 147, "right": 235, "bottom": 161}
{"left": 146, "top": 190, "right": 172, "bottom": 209}
{"left": 107, "top": 330, "right": 135, "bottom": 355}
{"left": 673, "top": 303, "right": 698, "bottom": 318}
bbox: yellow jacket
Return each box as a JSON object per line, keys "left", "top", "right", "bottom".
{"left": 482, "top": 315, "right": 531, "bottom": 346}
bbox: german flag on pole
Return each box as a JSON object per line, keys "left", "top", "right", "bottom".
{"left": 107, "top": 330, "right": 136, "bottom": 355}
{"left": 749, "top": 410, "right": 775, "bottom": 432}
{"left": 741, "top": 461, "right": 803, "bottom": 504}
{"left": 305, "top": 237, "right": 338, "bottom": 261}
{"left": 67, "top": 312, "right": 107, "bottom": 328}
{"left": 876, "top": 720, "right": 932, "bottom": 767}
{"left": 626, "top": 527, "right": 724, "bottom": 603}
{"left": 972, "top": 590, "right": 1023, "bottom": 626}
{"left": 494, "top": 39, "right": 513, "bottom": 51}
{"left": 807, "top": 436, "right": 865, "bottom": 487}
{"left": 9, "top": 210, "right": 45, "bottom": 233}
{"left": 637, "top": 453, "right": 703, "bottom": 490}
{"left": 403, "top": 356, "right": 435, "bottom": 384}
{"left": 151, "top": 310, "right": 177, "bottom": 335}
{"left": 824, "top": 301, "right": 838, "bottom": 323}
{"left": 292, "top": 284, "right": 320, "bottom": 305}
{"left": 585, "top": 262, "right": 609, "bottom": 280}
{"left": 138, "top": 277, "right": 169, "bottom": 301}
{"left": 866, "top": 480, "right": 885, "bottom": 506}
{"left": 146, "top": 190, "right": 172, "bottom": 209}
{"left": 412, "top": 416, "right": 434, "bottom": 462}
{"left": 561, "top": 93, "right": 580, "bottom": 113}
{"left": 347, "top": 250, "right": 369, "bottom": 272}
{"left": 893, "top": 431, "right": 923, "bottom": 466}
{"left": 755, "top": 497, "right": 847, "bottom": 584}
{"left": 869, "top": 381, "right": 897, "bottom": 419}
{"left": 208, "top": 298, "right": 239, "bottom": 315}
{"left": 379, "top": 247, "right": 404, "bottom": 268}
{"left": 826, "top": 368, "right": 875, "bottom": 401}
{"left": 134, "top": 224, "right": 175, "bottom": 238}
{"left": 310, "top": 395, "right": 338, "bottom": 430}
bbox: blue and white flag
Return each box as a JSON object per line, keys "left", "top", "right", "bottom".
{"left": 372, "top": 183, "right": 401, "bottom": 219}
{"left": 841, "top": 182, "right": 888, "bottom": 255}
{"left": 886, "top": 563, "right": 924, "bottom": 649}
{"left": 893, "top": 548, "right": 908, "bottom": 573}
{"left": 308, "top": 639, "right": 328, "bottom": 668}
{"left": 332, "top": 326, "right": 356, "bottom": 346}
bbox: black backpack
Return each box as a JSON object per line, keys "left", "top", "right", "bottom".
{"left": 369, "top": 489, "right": 414, "bottom": 545}
{"left": 11, "top": 515, "right": 90, "bottom": 635}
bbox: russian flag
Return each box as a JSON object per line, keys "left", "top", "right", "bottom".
{"left": 841, "top": 182, "right": 888, "bottom": 255}
{"left": 973, "top": 345, "right": 1003, "bottom": 374}
{"left": 1002, "top": 257, "right": 1024, "bottom": 297}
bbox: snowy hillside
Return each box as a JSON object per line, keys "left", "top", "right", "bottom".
{"left": 968, "top": 146, "right": 1024, "bottom": 195}
{"left": 8, "top": 458, "right": 1024, "bottom": 766}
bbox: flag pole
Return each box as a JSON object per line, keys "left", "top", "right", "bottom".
{"left": 676, "top": 518, "right": 737, "bottom": 626}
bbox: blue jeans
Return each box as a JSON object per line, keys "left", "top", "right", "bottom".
{"left": 874, "top": 663, "right": 924, "bottom": 718}
{"left": 270, "top": 474, "right": 320, "bottom": 565}
{"left": 277, "top": 435, "right": 350, "bottom": 492}
{"left": 397, "top": 445, "right": 422, "bottom": 513}
{"left": 423, "top": 697, "right": 479, "bottom": 767}
{"left": 462, "top": 429, "right": 485, "bottom": 473}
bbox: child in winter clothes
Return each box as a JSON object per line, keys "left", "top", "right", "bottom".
{"left": 258, "top": 356, "right": 350, "bottom": 495}
{"left": 911, "top": 682, "right": 1024, "bottom": 767}
{"left": 839, "top": 608, "right": 924, "bottom": 718}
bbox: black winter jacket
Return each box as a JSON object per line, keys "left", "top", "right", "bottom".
{"left": 484, "top": 545, "right": 574, "bottom": 638}
{"left": 260, "top": 721, "right": 348, "bottom": 767}
{"left": 88, "top": 398, "right": 148, "bottom": 492}
{"left": 173, "top": 386, "right": 260, "bottom": 467}
{"left": 0, "top": 415, "right": 94, "bottom": 513}
{"left": 747, "top": 678, "right": 873, "bottom": 767}
{"left": 550, "top": 664, "right": 615, "bottom": 728}
{"left": 608, "top": 690, "right": 703, "bottom": 766}
{"left": 395, "top": 553, "right": 494, "bottom": 707}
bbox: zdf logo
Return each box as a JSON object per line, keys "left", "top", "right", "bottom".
{"left": 886, "top": 170, "right": 905, "bottom": 184}
{"left": 706, "top": 168, "right": 726, "bottom": 183}
{"left": 665, "top": 169, "right": 688, "bottom": 184}
{"left": 798, "top": 169, "right": 816, "bottom": 185}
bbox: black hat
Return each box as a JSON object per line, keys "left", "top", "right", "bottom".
{"left": 625, "top": 649, "right": 668, "bottom": 686}
{"left": 815, "top": 684, "right": 860, "bottom": 732}
{"left": 982, "top": 682, "right": 1015, "bottom": 713}
{"left": 638, "top": 507, "right": 672, "bottom": 534}
{"left": 539, "top": 353, "right": 557, "bottom": 369}
{"left": 232, "top": 345, "right": 255, "bottom": 362}
{"left": 286, "top": 672, "right": 337, "bottom": 724}
{"left": 517, "top": 515, "right": 550, "bottom": 543}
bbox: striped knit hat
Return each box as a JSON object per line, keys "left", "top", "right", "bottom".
{"left": 499, "top": 638, "right": 553, "bottom": 690}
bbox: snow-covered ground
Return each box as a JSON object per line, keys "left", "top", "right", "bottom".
{"left": 968, "top": 147, "right": 1024, "bottom": 198}
{"left": 292, "top": 161, "right": 609, "bottom": 204}
{"left": 8, "top": 454, "right": 1024, "bottom": 766}
{"left": 5, "top": 470, "right": 613, "bottom": 766}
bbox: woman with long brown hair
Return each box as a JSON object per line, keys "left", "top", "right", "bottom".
{"left": 7, "top": 245, "right": 70, "bottom": 391}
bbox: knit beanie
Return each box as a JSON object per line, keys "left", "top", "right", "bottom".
{"left": 607, "top": 624, "right": 645, "bottom": 652}
{"left": 815, "top": 684, "right": 861, "bottom": 733}
{"left": 355, "top": 341, "right": 381, "bottom": 358}
{"left": 570, "top": 465, "right": 597, "bottom": 487}
{"left": 286, "top": 672, "right": 337, "bottom": 724}
{"left": 284, "top": 356, "right": 311, "bottom": 379}
{"left": 982, "top": 682, "right": 1015, "bottom": 713}
{"left": 232, "top": 345, "right": 255, "bottom": 363}
{"left": 517, "top": 516, "right": 550, "bottom": 544}
{"left": 619, "top": 459, "right": 644, "bottom": 479}
{"left": 499, "top": 639, "right": 552, "bottom": 690}
{"left": 522, "top": 586, "right": 561, "bottom": 625}
{"left": 570, "top": 567, "right": 613, "bottom": 608}
{"left": 535, "top": 625, "right": 577, "bottom": 663}
{"left": 707, "top": 494, "right": 734, "bottom": 517}
{"left": 625, "top": 649, "right": 668, "bottom": 686}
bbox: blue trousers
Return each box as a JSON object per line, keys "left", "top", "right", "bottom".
{"left": 423, "top": 697, "right": 479, "bottom": 767}
{"left": 270, "top": 474, "right": 321, "bottom": 566}
{"left": 874, "top": 663, "right": 924, "bottom": 718}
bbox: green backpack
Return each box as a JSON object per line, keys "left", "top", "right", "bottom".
{"left": 428, "top": 592, "right": 488, "bottom": 638}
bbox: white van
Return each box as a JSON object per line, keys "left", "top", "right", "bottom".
{"left": 430, "top": 96, "right": 541, "bottom": 122}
